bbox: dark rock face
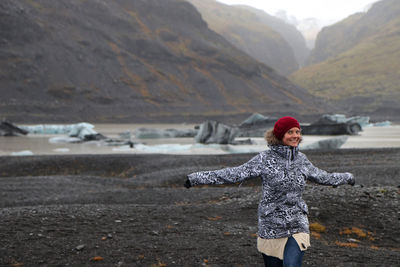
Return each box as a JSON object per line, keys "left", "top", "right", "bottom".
{"left": 0, "top": 0, "right": 323, "bottom": 123}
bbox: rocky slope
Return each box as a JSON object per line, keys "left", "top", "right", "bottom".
{"left": 289, "top": 0, "right": 400, "bottom": 120}
{"left": 0, "top": 0, "right": 323, "bottom": 124}
{"left": 187, "top": 0, "right": 309, "bottom": 75}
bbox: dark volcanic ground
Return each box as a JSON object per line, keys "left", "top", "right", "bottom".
{"left": 0, "top": 148, "right": 399, "bottom": 266}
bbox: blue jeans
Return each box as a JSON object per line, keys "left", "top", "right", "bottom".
{"left": 262, "top": 236, "right": 304, "bottom": 267}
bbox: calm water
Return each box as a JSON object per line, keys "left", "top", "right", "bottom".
{"left": 1, "top": 123, "right": 400, "bottom": 156}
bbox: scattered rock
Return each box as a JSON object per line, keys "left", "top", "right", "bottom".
{"left": 75, "top": 244, "right": 85, "bottom": 251}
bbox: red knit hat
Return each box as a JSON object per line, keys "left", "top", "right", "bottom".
{"left": 273, "top": 116, "right": 300, "bottom": 140}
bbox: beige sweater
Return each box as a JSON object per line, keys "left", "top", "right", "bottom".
{"left": 257, "top": 233, "right": 310, "bottom": 260}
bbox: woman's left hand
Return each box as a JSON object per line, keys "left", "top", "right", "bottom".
{"left": 184, "top": 178, "right": 192, "bottom": 189}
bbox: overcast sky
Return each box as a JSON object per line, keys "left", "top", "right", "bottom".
{"left": 216, "top": 0, "right": 378, "bottom": 25}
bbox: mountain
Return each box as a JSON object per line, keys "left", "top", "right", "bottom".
{"left": 289, "top": 0, "right": 400, "bottom": 120}
{"left": 305, "top": 13, "right": 366, "bottom": 65}
{"left": 186, "top": 0, "right": 307, "bottom": 76}
{"left": 236, "top": 5, "right": 310, "bottom": 68}
{"left": 274, "top": 10, "right": 323, "bottom": 50}
{"left": 0, "top": 0, "right": 322, "bottom": 123}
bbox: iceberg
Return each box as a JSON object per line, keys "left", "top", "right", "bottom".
{"left": 239, "top": 113, "right": 276, "bottom": 127}
{"left": 49, "top": 136, "right": 82, "bottom": 144}
{"left": 301, "top": 114, "right": 367, "bottom": 135}
{"left": 53, "top": 148, "right": 70, "bottom": 153}
{"left": 11, "top": 150, "right": 34, "bottom": 156}
{"left": 21, "top": 123, "right": 95, "bottom": 135}
{"left": 373, "top": 121, "right": 392, "bottom": 127}
{"left": 315, "top": 114, "right": 370, "bottom": 128}
{"left": 111, "top": 135, "right": 350, "bottom": 155}
{"left": 302, "top": 136, "right": 348, "bottom": 150}
{"left": 21, "top": 123, "right": 105, "bottom": 142}
{"left": 195, "top": 120, "right": 238, "bottom": 144}
{"left": 134, "top": 128, "right": 197, "bottom": 139}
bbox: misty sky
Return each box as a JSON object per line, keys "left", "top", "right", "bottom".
{"left": 216, "top": 0, "right": 377, "bottom": 25}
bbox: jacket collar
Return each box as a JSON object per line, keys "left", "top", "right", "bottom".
{"left": 269, "top": 144, "right": 299, "bottom": 160}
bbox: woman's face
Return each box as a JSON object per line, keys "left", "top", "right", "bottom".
{"left": 282, "top": 127, "right": 301, "bottom": 147}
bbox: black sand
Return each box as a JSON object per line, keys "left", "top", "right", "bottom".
{"left": 0, "top": 148, "right": 399, "bottom": 266}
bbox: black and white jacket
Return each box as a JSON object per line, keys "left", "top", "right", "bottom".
{"left": 187, "top": 144, "right": 354, "bottom": 239}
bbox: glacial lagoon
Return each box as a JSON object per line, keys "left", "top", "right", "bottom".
{"left": 1, "top": 123, "right": 400, "bottom": 156}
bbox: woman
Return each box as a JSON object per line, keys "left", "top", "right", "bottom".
{"left": 184, "top": 116, "right": 355, "bottom": 267}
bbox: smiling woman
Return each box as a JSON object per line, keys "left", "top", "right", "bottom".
{"left": 184, "top": 116, "right": 355, "bottom": 266}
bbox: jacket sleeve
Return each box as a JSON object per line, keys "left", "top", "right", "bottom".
{"left": 301, "top": 155, "right": 354, "bottom": 186}
{"left": 187, "top": 153, "right": 264, "bottom": 186}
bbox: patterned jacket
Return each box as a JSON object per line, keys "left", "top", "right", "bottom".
{"left": 187, "top": 145, "right": 354, "bottom": 239}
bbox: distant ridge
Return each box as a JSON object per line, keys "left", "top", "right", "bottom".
{"left": 0, "top": 0, "right": 323, "bottom": 123}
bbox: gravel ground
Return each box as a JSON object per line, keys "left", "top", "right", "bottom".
{"left": 0, "top": 148, "right": 399, "bottom": 266}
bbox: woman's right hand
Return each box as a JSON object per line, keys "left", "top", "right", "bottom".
{"left": 347, "top": 173, "right": 355, "bottom": 186}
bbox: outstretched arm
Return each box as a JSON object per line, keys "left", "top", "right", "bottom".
{"left": 302, "top": 156, "right": 355, "bottom": 186}
{"left": 186, "top": 153, "right": 264, "bottom": 187}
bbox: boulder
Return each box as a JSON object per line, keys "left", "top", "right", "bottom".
{"left": 195, "top": 121, "right": 238, "bottom": 144}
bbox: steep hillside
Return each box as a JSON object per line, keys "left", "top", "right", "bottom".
{"left": 306, "top": 13, "right": 365, "bottom": 65}
{"left": 0, "top": 0, "right": 323, "bottom": 123}
{"left": 186, "top": 0, "right": 301, "bottom": 76}
{"left": 290, "top": 0, "right": 400, "bottom": 119}
{"left": 307, "top": 0, "right": 398, "bottom": 65}
{"left": 236, "top": 5, "right": 310, "bottom": 67}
